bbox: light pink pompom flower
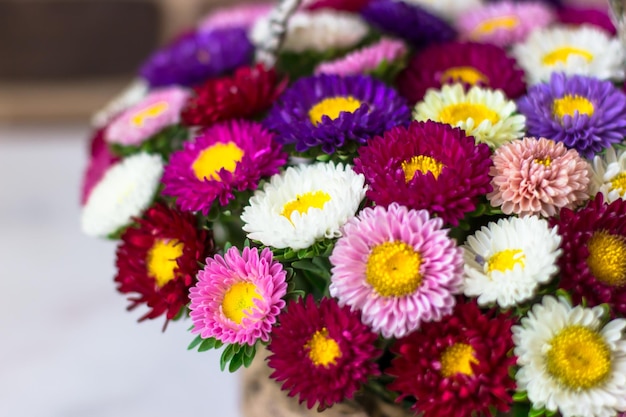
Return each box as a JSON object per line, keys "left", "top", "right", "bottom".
{"left": 198, "top": 3, "right": 273, "bottom": 31}
{"left": 315, "top": 37, "right": 407, "bottom": 76}
{"left": 104, "top": 86, "right": 190, "bottom": 146}
{"left": 456, "top": 1, "right": 554, "bottom": 47}
{"left": 487, "top": 137, "right": 590, "bottom": 217}
{"left": 329, "top": 203, "right": 464, "bottom": 339}
{"left": 189, "top": 246, "right": 288, "bottom": 346}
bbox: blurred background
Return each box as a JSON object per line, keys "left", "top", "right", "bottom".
{"left": 0, "top": 1, "right": 240, "bottom": 416}
{"left": 0, "top": 0, "right": 615, "bottom": 416}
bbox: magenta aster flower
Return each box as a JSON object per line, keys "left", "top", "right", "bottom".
{"left": 557, "top": 6, "right": 616, "bottom": 36}
{"left": 457, "top": 1, "right": 554, "bottom": 47}
{"left": 353, "top": 121, "right": 492, "bottom": 226}
{"left": 397, "top": 41, "right": 525, "bottom": 104}
{"left": 314, "top": 37, "right": 407, "bottom": 77}
{"left": 267, "top": 295, "right": 380, "bottom": 410}
{"left": 488, "top": 137, "right": 590, "bottom": 217}
{"left": 387, "top": 301, "right": 517, "bottom": 417}
{"left": 81, "top": 128, "right": 119, "bottom": 205}
{"left": 189, "top": 246, "right": 288, "bottom": 346}
{"left": 329, "top": 203, "right": 464, "bottom": 338}
{"left": 553, "top": 196, "right": 626, "bottom": 316}
{"left": 104, "top": 87, "right": 190, "bottom": 146}
{"left": 161, "top": 119, "right": 287, "bottom": 214}
{"left": 198, "top": 2, "right": 272, "bottom": 31}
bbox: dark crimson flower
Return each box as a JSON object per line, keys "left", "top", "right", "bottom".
{"left": 304, "top": 0, "right": 371, "bottom": 12}
{"left": 114, "top": 203, "right": 215, "bottom": 325}
{"left": 81, "top": 128, "right": 119, "bottom": 205}
{"left": 387, "top": 301, "right": 517, "bottom": 417}
{"left": 181, "top": 64, "right": 287, "bottom": 128}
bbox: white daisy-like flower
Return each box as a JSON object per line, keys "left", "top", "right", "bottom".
{"left": 91, "top": 78, "right": 149, "bottom": 128}
{"left": 591, "top": 146, "right": 626, "bottom": 203}
{"left": 512, "top": 25, "right": 625, "bottom": 85}
{"left": 81, "top": 153, "right": 163, "bottom": 238}
{"left": 403, "top": 0, "right": 483, "bottom": 20}
{"left": 513, "top": 296, "right": 626, "bottom": 417}
{"left": 241, "top": 162, "right": 366, "bottom": 250}
{"left": 463, "top": 216, "right": 562, "bottom": 308}
{"left": 250, "top": 10, "right": 369, "bottom": 54}
{"left": 413, "top": 83, "right": 526, "bottom": 148}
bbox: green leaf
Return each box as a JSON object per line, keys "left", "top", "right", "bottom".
{"left": 228, "top": 351, "right": 245, "bottom": 372}
{"left": 198, "top": 337, "right": 217, "bottom": 352}
{"left": 529, "top": 407, "right": 546, "bottom": 417}
{"left": 512, "top": 391, "right": 528, "bottom": 402}
{"left": 511, "top": 402, "right": 532, "bottom": 417}
{"left": 188, "top": 335, "right": 204, "bottom": 351}
{"left": 292, "top": 260, "right": 324, "bottom": 274}
{"left": 220, "top": 344, "right": 240, "bottom": 371}
{"left": 243, "top": 350, "right": 256, "bottom": 368}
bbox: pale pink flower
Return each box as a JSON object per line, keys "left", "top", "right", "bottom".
{"left": 198, "top": 3, "right": 273, "bottom": 31}
{"left": 487, "top": 137, "right": 591, "bottom": 217}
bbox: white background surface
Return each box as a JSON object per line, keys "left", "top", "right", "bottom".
{"left": 0, "top": 124, "right": 239, "bottom": 417}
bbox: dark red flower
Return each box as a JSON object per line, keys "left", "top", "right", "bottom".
{"left": 353, "top": 120, "right": 492, "bottom": 226}
{"left": 387, "top": 301, "right": 516, "bottom": 417}
{"left": 181, "top": 64, "right": 287, "bottom": 127}
{"left": 81, "top": 128, "right": 119, "bottom": 205}
{"left": 397, "top": 41, "right": 525, "bottom": 104}
{"left": 114, "top": 203, "right": 215, "bottom": 326}
{"left": 304, "top": 0, "right": 371, "bottom": 12}
{"left": 552, "top": 196, "right": 626, "bottom": 315}
{"left": 267, "top": 295, "right": 380, "bottom": 410}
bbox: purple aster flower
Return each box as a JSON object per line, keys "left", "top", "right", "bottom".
{"left": 360, "top": 0, "right": 456, "bottom": 48}
{"left": 161, "top": 119, "right": 288, "bottom": 214}
{"left": 353, "top": 121, "right": 493, "bottom": 226}
{"left": 139, "top": 28, "right": 253, "bottom": 88}
{"left": 517, "top": 72, "right": 626, "bottom": 158}
{"left": 329, "top": 203, "right": 464, "bottom": 338}
{"left": 264, "top": 73, "right": 411, "bottom": 154}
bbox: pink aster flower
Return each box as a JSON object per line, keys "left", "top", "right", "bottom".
{"left": 189, "top": 246, "right": 288, "bottom": 346}
{"left": 104, "top": 86, "right": 190, "bottom": 146}
{"left": 81, "top": 128, "right": 119, "bottom": 205}
{"left": 488, "top": 137, "right": 591, "bottom": 217}
{"left": 329, "top": 203, "right": 464, "bottom": 339}
{"left": 314, "top": 37, "right": 407, "bottom": 76}
{"left": 457, "top": 1, "right": 554, "bottom": 48}
{"left": 161, "top": 119, "right": 288, "bottom": 214}
{"left": 198, "top": 3, "right": 273, "bottom": 31}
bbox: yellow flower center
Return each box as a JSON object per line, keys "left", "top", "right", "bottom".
{"left": 546, "top": 325, "right": 611, "bottom": 390}
{"left": 401, "top": 155, "right": 445, "bottom": 182}
{"left": 440, "top": 343, "right": 479, "bottom": 378}
{"left": 305, "top": 328, "right": 342, "bottom": 367}
{"left": 438, "top": 103, "right": 500, "bottom": 127}
{"left": 487, "top": 249, "right": 525, "bottom": 274}
{"left": 534, "top": 156, "right": 552, "bottom": 166}
{"left": 146, "top": 239, "right": 184, "bottom": 287}
{"left": 309, "top": 96, "right": 362, "bottom": 126}
{"left": 610, "top": 172, "right": 626, "bottom": 197}
{"left": 281, "top": 191, "right": 331, "bottom": 222}
{"left": 192, "top": 142, "right": 244, "bottom": 181}
{"left": 440, "top": 66, "right": 489, "bottom": 86}
{"left": 473, "top": 16, "right": 519, "bottom": 35}
{"left": 587, "top": 230, "right": 626, "bottom": 287}
{"left": 366, "top": 241, "right": 423, "bottom": 297}
{"left": 221, "top": 282, "right": 261, "bottom": 324}
{"left": 542, "top": 46, "right": 594, "bottom": 66}
{"left": 553, "top": 95, "right": 595, "bottom": 120}
{"left": 131, "top": 101, "right": 169, "bottom": 127}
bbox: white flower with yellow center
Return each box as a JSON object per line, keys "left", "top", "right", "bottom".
{"left": 591, "top": 146, "right": 626, "bottom": 203}
{"left": 514, "top": 296, "right": 626, "bottom": 417}
{"left": 403, "top": 0, "right": 483, "bottom": 20}
{"left": 81, "top": 153, "right": 163, "bottom": 238}
{"left": 512, "top": 25, "right": 625, "bottom": 85}
{"left": 463, "top": 216, "right": 562, "bottom": 308}
{"left": 250, "top": 10, "right": 369, "bottom": 54}
{"left": 413, "top": 83, "right": 526, "bottom": 148}
{"left": 241, "top": 162, "right": 366, "bottom": 250}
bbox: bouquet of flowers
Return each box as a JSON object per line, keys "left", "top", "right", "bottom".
{"left": 80, "top": 0, "right": 626, "bottom": 416}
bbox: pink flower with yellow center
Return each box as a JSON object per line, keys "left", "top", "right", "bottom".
{"left": 105, "top": 87, "right": 190, "bottom": 146}
{"left": 189, "top": 246, "right": 288, "bottom": 346}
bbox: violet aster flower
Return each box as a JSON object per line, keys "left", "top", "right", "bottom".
{"left": 264, "top": 73, "right": 411, "bottom": 154}
{"left": 457, "top": 1, "right": 554, "bottom": 47}
{"left": 353, "top": 121, "right": 493, "bottom": 226}
{"left": 139, "top": 28, "right": 253, "bottom": 88}
{"left": 329, "top": 203, "right": 464, "bottom": 338}
{"left": 360, "top": 0, "right": 456, "bottom": 47}
{"left": 517, "top": 72, "right": 626, "bottom": 158}
{"left": 162, "top": 119, "right": 287, "bottom": 214}
{"left": 397, "top": 41, "right": 526, "bottom": 104}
